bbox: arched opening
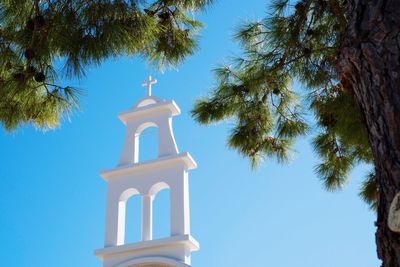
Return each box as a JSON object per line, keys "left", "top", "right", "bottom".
{"left": 118, "top": 188, "right": 141, "bottom": 245}
{"left": 136, "top": 123, "right": 158, "bottom": 163}
{"left": 150, "top": 182, "right": 171, "bottom": 240}
{"left": 125, "top": 194, "right": 142, "bottom": 244}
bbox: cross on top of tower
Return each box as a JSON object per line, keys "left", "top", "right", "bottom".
{"left": 141, "top": 76, "right": 157, "bottom": 96}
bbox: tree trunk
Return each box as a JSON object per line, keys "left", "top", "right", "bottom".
{"left": 338, "top": 0, "right": 400, "bottom": 266}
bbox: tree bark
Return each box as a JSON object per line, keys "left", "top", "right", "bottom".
{"left": 338, "top": 0, "right": 400, "bottom": 266}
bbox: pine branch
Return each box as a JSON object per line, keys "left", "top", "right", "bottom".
{"left": 0, "top": 0, "right": 211, "bottom": 130}
{"left": 192, "top": 0, "right": 375, "bottom": 207}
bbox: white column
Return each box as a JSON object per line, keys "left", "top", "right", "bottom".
{"left": 170, "top": 170, "right": 190, "bottom": 236}
{"left": 141, "top": 194, "right": 153, "bottom": 241}
{"left": 158, "top": 118, "right": 179, "bottom": 158}
{"left": 133, "top": 133, "right": 139, "bottom": 163}
{"left": 118, "top": 124, "right": 138, "bottom": 166}
{"left": 104, "top": 192, "right": 120, "bottom": 247}
{"left": 117, "top": 201, "right": 126, "bottom": 245}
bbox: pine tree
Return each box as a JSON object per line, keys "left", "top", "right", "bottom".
{"left": 191, "top": 0, "right": 400, "bottom": 265}
{"left": 0, "top": 0, "right": 211, "bottom": 130}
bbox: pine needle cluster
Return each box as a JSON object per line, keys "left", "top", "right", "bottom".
{"left": 0, "top": 0, "right": 211, "bottom": 130}
{"left": 192, "top": 0, "right": 377, "bottom": 208}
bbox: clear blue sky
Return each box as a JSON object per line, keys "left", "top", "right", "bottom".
{"left": 0, "top": 1, "right": 380, "bottom": 266}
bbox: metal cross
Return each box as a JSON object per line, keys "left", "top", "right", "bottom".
{"left": 141, "top": 76, "right": 157, "bottom": 96}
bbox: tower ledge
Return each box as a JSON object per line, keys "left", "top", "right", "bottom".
{"left": 100, "top": 152, "right": 197, "bottom": 181}
{"left": 94, "top": 234, "right": 199, "bottom": 260}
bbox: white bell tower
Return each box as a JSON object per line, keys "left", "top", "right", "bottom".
{"left": 94, "top": 77, "right": 199, "bottom": 267}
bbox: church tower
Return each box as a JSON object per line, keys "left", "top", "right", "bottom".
{"left": 95, "top": 77, "right": 199, "bottom": 267}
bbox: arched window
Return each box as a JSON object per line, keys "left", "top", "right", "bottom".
{"left": 124, "top": 194, "right": 142, "bottom": 244}
{"left": 149, "top": 182, "right": 171, "bottom": 240}
{"left": 118, "top": 188, "right": 141, "bottom": 245}
{"left": 136, "top": 123, "right": 158, "bottom": 163}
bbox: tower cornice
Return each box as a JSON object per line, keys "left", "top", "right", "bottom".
{"left": 100, "top": 152, "right": 197, "bottom": 181}
{"left": 118, "top": 100, "right": 180, "bottom": 125}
